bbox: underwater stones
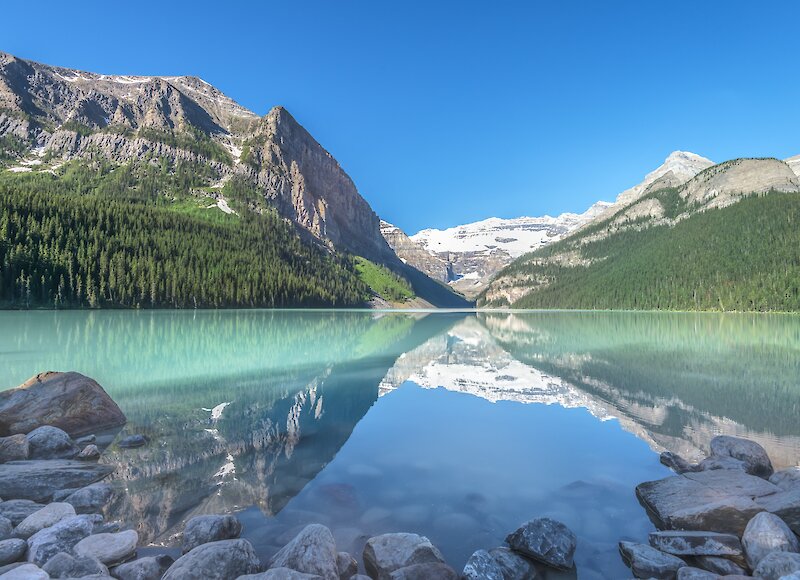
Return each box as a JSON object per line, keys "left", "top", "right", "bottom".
{"left": 505, "top": 517, "right": 577, "bottom": 570}
{"left": 117, "top": 434, "right": 148, "bottom": 449}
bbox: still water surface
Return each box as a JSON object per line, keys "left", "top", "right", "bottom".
{"left": 1, "top": 310, "right": 799, "bottom": 578}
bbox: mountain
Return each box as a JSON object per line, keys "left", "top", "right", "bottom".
{"left": 0, "top": 51, "right": 469, "bottom": 308}
{"left": 381, "top": 203, "right": 611, "bottom": 299}
{"left": 481, "top": 153, "right": 800, "bottom": 311}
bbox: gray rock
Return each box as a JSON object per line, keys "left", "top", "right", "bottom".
{"left": 75, "top": 435, "right": 96, "bottom": 446}
{"left": 117, "top": 435, "right": 147, "bottom": 449}
{"left": 63, "top": 483, "right": 114, "bottom": 515}
{"left": 336, "top": 552, "right": 357, "bottom": 579}
{"left": 753, "top": 551, "right": 800, "bottom": 579}
{"left": 14, "top": 503, "right": 77, "bottom": 540}
{"left": 42, "top": 551, "right": 109, "bottom": 578}
{"left": 0, "top": 563, "right": 49, "bottom": 579}
{"left": 0, "top": 539, "right": 26, "bottom": 566}
{"left": 73, "top": 530, "right": 138, "bottom": 566}
{"left": 660, "top": 452, "right": 699, "bottom": 474}
{"left": 506, "top": 517, "right": 576, "bottom": 570}
{"left": 756, "top": 487, "right": 800, "bottom": 535}
{"left": 0, "top": 501, "right": 45, "bottom": 526}
{"left": 488, "top": 547, "right": 537, "bottom": 579}
{"left": 709, "top": 435, "right": 774, "bottom": 479}
{"left": 619, "top": 541, "right": 685, "bottom": 579}
{"left": 0, "top": 519, "right": 10, "bottom": 542}
{"left": 770, "top": 467, "right": 800, "bottom": 491}
{"left": 363, "top": 533, "right": 445, "bottom": 580}
{"left": 269, "top": 524, "right": 337, "bottom": 580}
{"left": 76, "top": 445, "right": 101, "bottom": 460}
{"left": 0, "top": 436, "right": 28, "bottom": 464}
{"left": 238, "top": 569, "right": 323, "bottom": 579}
{"left": 349, "top": 576, "right": 370, "bottom": 580}
{"left": 112, "top": 554, "right": 174, "bottom": 580}
{"left": 387, "top": 563, "right": 458, "bottom": 580}
{"left": 182, "top": 514, "right": 241, "bottom": 554}
{"left": 0, "top": 460, "right": 113, "bottom": 503}
{"left": 691, "top": 555, "right": 747, "bottom": 575}
{"left": 697, "top": 455, "right": 748, "bottom": 473}
{"left": 462, "top": 549, "right": 504, "bottom": 580}
{"left": 162, "top": 539, "right": 261, "bottom": 580}
{"left": 681, "top": 469, "right": 779, "bottom": 498}
{"left": 743, "top": 512, "right": 800, "bottom": 569}
{"left": 26, "top": 426, "right": 79, "bottom": 460}
{"left": 648, "top": 530, "right": 742, "bottom": 557}
{"left": 675, "top": 567, "right": 720, "bottom": 580}
{"left": 0, "top": 563, "right": 25, "bottom": 576}
{"left": 26, "top": 514, "right": 94, "bottom": 566}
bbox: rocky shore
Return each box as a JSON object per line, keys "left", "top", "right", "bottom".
{"left": 0, "top": 371, "right": 798, "bottom": 579}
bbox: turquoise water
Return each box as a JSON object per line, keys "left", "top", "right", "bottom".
{"left": 1, "top": 310, "right": 799, "bottom": 578}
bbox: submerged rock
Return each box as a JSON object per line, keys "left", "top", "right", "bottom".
{"left": 363, "top": 533, "right": 445, "bottom": 580}
{"left": 118, "top": 435, "right": 148, "bottom": 449}
{"left": 742, "top": 511, "right": 800, "bottom": 569}
{"left": 0, "top": 460, "right": 113, "bottom": 503}
{"left": 73, "top": 530, "right": 138, "bottom": 566}
{"left": 488, "top": 547, "right": 537, "bottom": 580}
{"left": 26, "top": 514, "right": 94, "bottom": 566}
{"left": 0, "top": 371, "right": 126, "bottom": 438}
{"left": 14, "top": 502, "right": 76, "bottom": 539}
{"left": 112, "top": 554, "right": 174, "bottom": 580}
{"left": 162, "top": 539, "right": 261, "bottom": 580}
{"left": 505, "top": 517, "right": 576, "bottom": 570}
{"left": 648, "top": 530, "right": 742, "bottom": 557}
{"left": 619, "top": 541, "right": 685, "bottom": 579}
{"left": 26, "top": 426, "right": 78, "bottom": 460}
{"left": 709, "top": 435, "right": 774, "bottom": 479}
{"left": 269, "top": 524, "right": 337, "bottom": 580}
{"left": 182, "top": 514, "right": 241, "bottom": 554}
{"left": 462, "top": 549, "right": 504, "bottom": 580}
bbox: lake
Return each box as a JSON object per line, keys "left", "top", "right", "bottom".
{"left": 1, "top": 309, "right": 799, "bottom": 578}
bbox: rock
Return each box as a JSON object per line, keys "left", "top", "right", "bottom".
{"left": 26, "top": 426, "right": 78, "bottom": 460}
{"left": 269, "top": 524, "right": 337, "bottom": 580}
{"left": 675, "top": 567, "right": 719, "bottom": 579}
{"left": 0, "top": 563, "right": 48, "bottom": 579}
{"left": 0, "top": 501, "right": 45, "bottom": 526}
{"left": 619, "top": 541, "right": 685, "bottom": 579}
{"left": 770, "top": 467, "right": 800, "bottom": 491}
{"left": 0, "top": 563, "right": 25, "bottom": 576}
{"left": 73, "top": 530, "right": 137, "bottom": 566}
{"left": 691, "top": 555, "right": 747, "bottom": 575}
{"left": 709, "top": 435, "right": 774, "bottom": 479}
{"left": 0, "top": 436, "right": 28, "bottom": 464}
{"left": 363, "top": 533, "right": 445, "bottom": 580}
{"left": 636, "top": 475, "right": 765, "bottom": 535}
{"left": 697, "top": 455, "right": 748, "bottom": 473}
{"left": 63, "top": 483, "right": 114, "bottom": 515}
{"left": 182, "top": 514, "right": 241, "bottom": 554}
{"left": 0, "top": 519, "right": 10, "bottom": 542}
{"left": 238, "top": 569, "right": 323, "bottom": 579}
{"left": 462, "top": 549, "right": 504, "bottom": 580}
{"left": 162, "top": 539, "right": 261, "bottom": 580}
{"left": 505, "top": 517, "right": 576, "bottom": 570}
{"left": 0, "top": 460, "right": 113, "bottom": 503}
{"left": 487, "top": 547, "right": 538, "bottom": 579}
{"left": 648, "top": 530, "right": 743, "bottom": 557}
{"left": 75, "top": 435, "right": 96, "bottom": 446}
{"left": 681, "top": 469, "right": 779, "bottom": 498}
{"left": 112, "top": 554, "right": 174, "bottom": 580}
{"left": 743, "top": 512, "right": 800, "bottom": 569}
{"left": 660, "top": 451, "right": 698, "bottom": 474}
{"left": 0, "top": 372, "right": 126, "bottom": 438}
{"left": 76, "top": 445, "right": 101, "bottom": 460}
{"left": 42, "top": 551, "right": 109, "bottom": 577}
{"left": 387, "top": 563, "right": 458, "bottom": 580}
{"left": 0, "top": 539, "right": 26, "bottom": 566}
{"left": 14, "top": 503, "right": 76, "bottom": 539}
{"left": 753, "top": 551, "right": 800, "bottom": 579}
{"left": 26, "top": 514, "right": 94, "bottom": 566}
{"left": 336, "top": 552, "right": 357, "bottom": 579}
{"left": 117, "top": 435, "right": 147, "bottom": 449}
{"left": 756, "top": 488, "right": 800, "bottom": 535}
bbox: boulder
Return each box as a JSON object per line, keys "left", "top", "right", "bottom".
{"left": 182, "top": 514, "right": 241, "bottom": 553}
{"left": 111, "top": 554, "right": 174, "bottom": 580}
{"left": 26, "top": 514, "right": 94, "bottom": 566}
{"left": 0, "top": 436, "right": 28, "bottom": 464}
{"left": 0, "top": 501, "right": 45, "bottom": 526}
{"left": 269, "top": 524, "right": 337, "bottom": 580}
{"left": 709, "top": 435, "right": 774, "bottom": 479}
{"left": 0, "top": 563, "right": 25, "bottom": 576}
{"left": 487, "top": 547, "right": 537, "bottom": 580}
{"left": 770, "top": 467, "right": 800, "bottom": 491}
{"left": 648, "top": 530, "right": 742, "bottom": 557}
{"left": 162, "top": 539, "right": 261, "bottom": 580}
{"left": 0, "top": 460, "right": 113, "bottom": 503}
{"left": 660, "top": 452, "right": 698, "bottom": 474}
{"left": 462, "top": 549, "right": 504, "bottom": 580}
{"left": 0, "top": 518, "right": 10, "bottom": 542}
{"left": 0, "top": 372, "right": 126, "bottom": 438}
{"left": 118, "top": 435, "right": 147, "bottom": 449}
{"left": 690, "top": 555, "right": 746, "bottom": 575}
{"left": 336, "top": 552, "right": 357, "bottom": 579}
{"left": 752, "top": 551, "right": 800, "bottom": 579}
{"left": 363, "top": 533, "right": 445, "bottom": 580}
{"left": 76, "top": 444, "right": 101, "bottom": 460}
{"left": 506, "top": 517, "right": 576, "bottom": 570}
{"left": 0, "top": 539, "right": 26, "bottom": 566}
{"left": 0, "top": 563, "right": 49, "bottom": 579}
{"left": 387, "top": 563, "right": 458, "bottom": 579}
{"left": 756, "top": 487, "right": 800, "bottom": 535}
{"left": 619, "top": 541, "right": 685, "bottom": 579}
{"left": 742, "top": 512, "right": 800, "bottom": 569}
{"left": 675, "top": 567, "right": 719, "bottom": 579}
{"left": 63, "top": 483, "right": 114, "bottom": 515}
{"left": 697, "top": 455, "right": 748, "bottom": 473}
{"left": 42, "top": 551, "right": 109, "bottom": 577}
{"left": 238, "top": 569, "right": 323, "bottom": 579}
{"left": 26, "top": 426, "right": 78, "bottom": 460}
{"left": 73, "top": 530, "right": 137, "bottom": 566}
{"left": 681, "top": 469, "right": 779, "bottom": 498}
{"left": 14, "top": 502, "right": 76, "bottom": 539}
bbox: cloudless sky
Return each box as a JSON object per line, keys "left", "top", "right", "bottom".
{"left": 4, "top": 1, "right": 800, "bottom": 232}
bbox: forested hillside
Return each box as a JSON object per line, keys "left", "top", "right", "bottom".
{"left": 483, "top": 191, "right": 800, "bottom": 312}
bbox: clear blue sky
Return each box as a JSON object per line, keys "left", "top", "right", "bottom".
{"left": 5, "top": 1, "right": 800, "bottom": 233}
